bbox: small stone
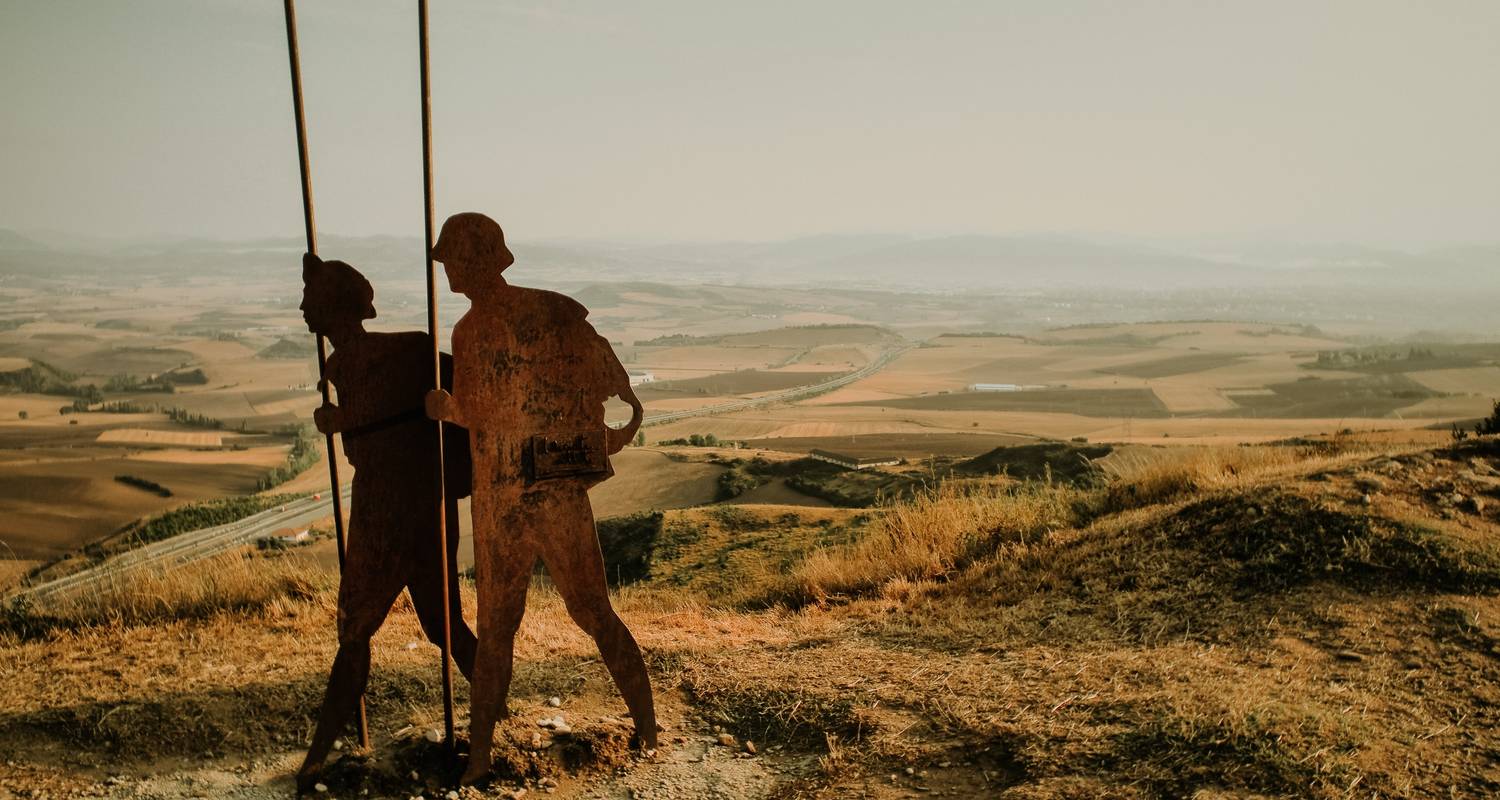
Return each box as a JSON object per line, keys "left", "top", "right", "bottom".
{"left": 717, "top": 733, "right": 737, "bottom": 748}
{"left": 1335, "top": 650, "right": 1366, "bottom": 662}
{"left": 1359, "top": 494, "right": 1373, "bottom": 506}
{"left": 405, "top": 641, "right": 421, "bottom": 650}
{"left": 333, "top": 739, "right": 343, "bottom": 751}
{"left": 530, "top": 732, "right": 544, "bottom": 749}
{"left": 905, "top": 767, "right": 916, "bottom": 776}
{"left": 939, "top": 761, "right": 951, "bottom": 768}
{"left": 447, "top": 792, "right": 460, "bottom": 800}
{"left": 539, "top": 778, "right": 557, "bottom": 788}
{"left": 552, "top": 724, "right": 572, "bottom": 735}
{"left": 314, "top": 784, "right": 328, "bottom": 794}
{"left": 743, "top": 740, "right": 757, "bottom": 754}
{"left": 410, "top": 770, "right": 420, "bottom": 781}
{"left": 547, "top": 696, "right": 562, "bottom": 707}
{"left": 424, "top": 728, "right": 442, "bottom": 743}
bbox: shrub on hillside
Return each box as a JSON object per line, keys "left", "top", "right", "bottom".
{"left": 1476, "top": 399, "right": 1500, "bottom": 436}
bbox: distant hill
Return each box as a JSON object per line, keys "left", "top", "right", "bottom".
{"left": 0, "top": 228, "right": 42, "bottom": 251}
{"left": 256, "top": 337, "right": 315, "bottom": 360}
{"left": 806, "top": 234, "right": 1251, "bottom": 288}
{"left": 1, "top": 228, "right": 1495, "bottom": 291}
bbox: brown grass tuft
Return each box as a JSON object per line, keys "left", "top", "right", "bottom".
{"left": 777, "top": 480, "right": 1082, "bottom": 605}
{"left": 1098, "top": 445, "right": 1305, "bottom": 510}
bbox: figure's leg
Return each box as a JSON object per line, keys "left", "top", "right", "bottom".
{"left": 408, "top": 495, "right": 478, "bottom": 681}
{"left": 539, "top": 487, "right": 658, "bottom": 749}
{"left": 462, "top": 502, "right": 534, "bottom": 785}
{"left": 296, "top": 554, "right": 403, "bottom": 792}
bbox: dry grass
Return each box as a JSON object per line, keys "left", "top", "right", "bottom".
{"left": 779, "top": 480, "right": 1083, "bottom": 604}
{"left": 2, "top": 440, "right": 1497, "bottom": 798}
{"left": 1097, "top": 445, "right": 1305, "bottom": 509}
{"left": 2, "top": 549, "right": 331, "bottom": 638}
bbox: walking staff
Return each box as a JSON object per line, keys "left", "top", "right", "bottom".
{"left": 417, "top": 0, "right": 458, "bottom": 749}
{"left": 281, "top": 0, "right": 368, "bottom": 750}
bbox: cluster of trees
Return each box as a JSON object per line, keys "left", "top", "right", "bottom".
{"left": 0, "top": 360, "right": 102, "bottom": 401}
{"left": 256, "top": 426, "right": 319, "bottom": 491}
{"left": 103, "top": 374, "right": 174, "bottom": 394}
{"left": 114, "top": 474, "right": 172, "bottom": 497}
{"left": 1315, "top": 347, "right": 1439, "bottom": 366}
{"left": 165, "top": 406, "right": 225, "bottom": 429}
{"left": 658, "top": 432, "right": 743, "bottom": 448}
{"left": 122, "top": 494, "right": 297, "bottom": 548}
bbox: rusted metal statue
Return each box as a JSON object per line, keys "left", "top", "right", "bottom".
{"left": 424, "top": 212, "right": 657, "bottom": 784}
{"left": 295, "top": 253, "right": 477, "bottom": 793}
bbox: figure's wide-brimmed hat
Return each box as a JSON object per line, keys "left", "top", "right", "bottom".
{"left": 303, "top": 253, "right": 376, "bottom": 320}
{"left": 431, "top": 212, "right": 513, "bottom": 268}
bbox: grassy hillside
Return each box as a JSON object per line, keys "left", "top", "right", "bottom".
{"left": 2, "top": 435, "right": 1498, "bottom": 798}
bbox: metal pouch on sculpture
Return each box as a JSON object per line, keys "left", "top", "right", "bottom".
{"left": 526, "top": 430, "right": 610, "bottom": 482}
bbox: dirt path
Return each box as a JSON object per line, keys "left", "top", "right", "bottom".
{"left": 11, "top": 725, "right": 805, "bottom": 800}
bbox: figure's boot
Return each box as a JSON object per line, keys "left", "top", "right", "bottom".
{"left": 296, "top": 641, "right": 372, "bottom": 793}
{"left": 592, "top": 614, "right": 657, "bottom": 749}
{"left": 460, "top": 637, "right": 516, "bottom": 785}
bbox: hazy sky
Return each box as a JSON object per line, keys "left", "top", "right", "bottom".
{"left": 2, "top": 1, "right": 1497, "bottom": 246}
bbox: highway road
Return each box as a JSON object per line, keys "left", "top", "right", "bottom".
{"left": 14, "top": 485, "right": 353, "bottom": 604}
{"left": 12, "top": 345, "right": 909, "bottom": 604}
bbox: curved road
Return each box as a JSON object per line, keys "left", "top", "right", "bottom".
{"left": 13, "top": 345, "right": 909, "bottom": 604}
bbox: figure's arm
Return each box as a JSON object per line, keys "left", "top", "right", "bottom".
{"left": 426, "top": 329, "right": 468, "bottom": 427}
{"left": 425, "top": 387, "right": 469, "bottom": 427}
{"left": 601, "top": 336, "right": 643, "bottom": 454}
{"left": 312, "top": 401, "right": 346, "bottom": 435}
{"left": 312, "top": 369, "right": 346, "bottom": 435}
{"left": 607, "top": 384, "right": 644, "bottom": 455}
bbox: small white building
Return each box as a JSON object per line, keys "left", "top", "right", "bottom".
{"left": 967, "top": 383, "right": 1049, "bottom": 392}
{"left": 627, "top": 369, "right": 655, "bottom": 386}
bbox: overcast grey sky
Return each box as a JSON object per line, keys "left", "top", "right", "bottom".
{"left": 1, "top": 0, "right": 1497, "bottom": 246}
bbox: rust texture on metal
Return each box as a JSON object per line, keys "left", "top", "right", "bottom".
{"left": 294, "top": 255, "right": 478, "bottom": 792}
{"left": 424, "top": 212, "right": 655, "bottom": 784}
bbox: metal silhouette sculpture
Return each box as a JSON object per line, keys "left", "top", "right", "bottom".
{"left": 295, "top": 254, "right": 478, "bottom": 793}
{"left": 424, "top": 212, "right": 657, "bottom": 784}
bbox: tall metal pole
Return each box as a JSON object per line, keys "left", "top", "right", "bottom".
{"left": 418, "top": 0, "right": 457, "bottom": 749}
{"left": 283, "top": 0, "right": 369, "bottom": 750}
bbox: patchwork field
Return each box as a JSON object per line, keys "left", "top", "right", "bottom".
{"left": 3, "top": 262, "right": 1498, "bottom": 589}
{"left": 96, "top": 429, "right": 224, "bottom": 447}
{"left": 0, "top": 453, "right": 275, "bottom": 560}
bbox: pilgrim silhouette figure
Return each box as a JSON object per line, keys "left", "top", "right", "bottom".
{"left": 423, "top": 213, "right": 656, "bottom": 784}
{"left": 295, "top": 254, "right": 477, "bottom": 792}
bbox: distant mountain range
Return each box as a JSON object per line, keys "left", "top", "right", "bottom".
{"left": 0, "top": 227, "right": 1494, "bottom": 291}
